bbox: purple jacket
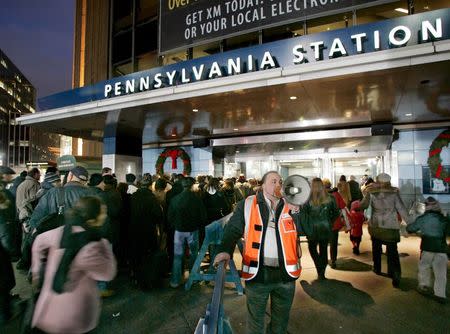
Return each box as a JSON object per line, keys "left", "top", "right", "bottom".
{"left": 31, "top": 226, "right": 116, "bottom": 334}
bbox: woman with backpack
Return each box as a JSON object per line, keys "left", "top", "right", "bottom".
{"left": 299, "top": 178, "right": 340, "bottom": 280}
{"left": 30, "top": 196, "right": 116, "bottom": 333}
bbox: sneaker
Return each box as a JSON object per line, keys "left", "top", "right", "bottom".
{"left": 330, "top": 261, "right": 337, "bottom": 269}
{"left": 433, "top": 296, "right": 447, "bottom": 304}
{"left": 372, "top": 268, "right": 382, "bottom": 276}
{"left": 416, "top": 286, "right": 432, "bottom": 296}
{"left": 392, "top": 277, "right": 400, "bottom": 288}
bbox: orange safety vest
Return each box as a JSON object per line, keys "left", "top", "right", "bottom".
{"left": 241, "top": 195, "right": 301, "bottom": 280}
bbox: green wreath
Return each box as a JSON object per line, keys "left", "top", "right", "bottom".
{"left": 155, "top": 147, "right": 191, "bottom": 176}
{"left": 427, "top": 129, "right": 450, "bottom": 183}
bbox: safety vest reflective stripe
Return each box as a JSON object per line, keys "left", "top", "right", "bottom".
{"left": 241, "top": 195, "right": 301, "bottom": 280}
{"left": 242, "top": 265, "right": 258, "bottom": 275}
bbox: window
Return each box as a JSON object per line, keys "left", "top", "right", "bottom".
{"left": 135, "top": 20, "right": 158, "bottom": 56}
{"left": 112, "top": 31, "right": 132, "bottom": 63}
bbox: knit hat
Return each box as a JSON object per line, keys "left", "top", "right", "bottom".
{"left": 0, "top": 166, "right": 15, "bottom": 175}
{"left": 70, "top": 166, "right": 89, "bottom": 182}
{"left": 425, "top": 196, "right": 440, "bottom": 212}
{"left": 44, "top": 172, "right": 60, "bottom": 184}
{"left": 376, "top": 173, "right": 391, "bottom": 183}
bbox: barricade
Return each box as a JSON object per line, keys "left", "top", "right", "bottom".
{"left": 185, "top": 214, "right": 244, "bottom": 295}
{"left": 194, "top": 261, "right": 233, "bottom": 334}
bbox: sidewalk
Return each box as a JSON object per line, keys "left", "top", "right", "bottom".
{"left": 3, "top": 227, "right": 449, "bottom": 333}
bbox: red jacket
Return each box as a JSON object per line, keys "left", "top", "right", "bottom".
{"left": 350, "top": 201, "right": 364, "bottom": 237}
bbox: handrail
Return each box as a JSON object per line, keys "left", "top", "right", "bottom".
{"left": 195, "top": 261, "right": 227, "bottom": 334}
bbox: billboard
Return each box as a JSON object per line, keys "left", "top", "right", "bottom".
{"left": 159, "top": 0, "right": 393, "bottom": 53}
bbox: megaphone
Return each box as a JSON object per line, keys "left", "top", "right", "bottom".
{"left": 282, "top": 175, "right": 311, "bottom": 206}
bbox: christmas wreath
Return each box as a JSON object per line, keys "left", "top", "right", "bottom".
{"left": 155, "top": 147, "right": 191, "bottom": 176}
{"left": 428, "top": 129, "right": 450, "bottom": 183}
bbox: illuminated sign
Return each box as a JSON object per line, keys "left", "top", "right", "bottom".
{"left": 37, "top": 9, "right": 449, "bottom": 111}
{"left": 159, "top": 0, "right": 391, "bottom": 53}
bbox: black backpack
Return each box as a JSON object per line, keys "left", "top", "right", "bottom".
{"left": 34, "top": 187, "right": 66, "bottom": 236}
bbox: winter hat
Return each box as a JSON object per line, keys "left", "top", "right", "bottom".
{"left": 0, "top": 166, "right": 16, "bottom": 175}
{"left": 44, "top": 172, "right": 60, "bottom": 184}
{"left": 376, "top": 173, "right": 391, "bottom": 183}
{"left": 425, "top": 196, "right": 441, "bottom": 212}
{"left": 70, "top": 166, "right": 89, "bottom": 182}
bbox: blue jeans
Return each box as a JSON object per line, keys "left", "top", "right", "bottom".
{"left": 170, "top": 230, "right": 199, "bottom": 286}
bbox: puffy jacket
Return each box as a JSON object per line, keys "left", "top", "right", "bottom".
{"left": 407, "top": 211, "right": 449, "bottom": 253}
{"left": 29, "top": 182, "right": 94, "bottom": 230}
{"left": 359, "top": 184, "right": 409, "bottom": 230}
{"left": 168, "top": 190, "right": 207, "bottom": 232}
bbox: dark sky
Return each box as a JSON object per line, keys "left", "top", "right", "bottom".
{"left": 0, "top": 0, "right": 74, "bottom": 103}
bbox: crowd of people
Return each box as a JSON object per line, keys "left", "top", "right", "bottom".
{"left": 0, "top": 165, "right": 448, "bottom": 333}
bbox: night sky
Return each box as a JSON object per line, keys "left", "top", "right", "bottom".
{"left": 0, "top": 0, "right": 74, "bottom": 104}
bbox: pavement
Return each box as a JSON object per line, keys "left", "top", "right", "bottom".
{"left": 2, "top": 226, "right": 449, "bottom": 334}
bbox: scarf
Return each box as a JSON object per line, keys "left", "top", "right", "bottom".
{"left": 52, "top": 219, "right": 102, "bottom": 294}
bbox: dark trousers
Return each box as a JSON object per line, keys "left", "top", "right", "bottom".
{"left": 329, "top": 230, "right": 339, "bottom": 263}
{"left": 350, "top": 235, "right": 362, "bottom": 250}
{"left": 372, "top": 238, "right": 401, "bottom": 278}
{"left": 0, "top": 291, "right": 11, "bottom": 322}
{"left": 308, "top": 239, "right": 329, "bottom": 277}
{"left": 245, "top": 275, "right": 295, "bottom": 334}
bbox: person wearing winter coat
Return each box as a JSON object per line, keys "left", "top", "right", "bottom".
{"left": 203, "top": 177, "right": 231, "bottom": 223}
{"left": 31, "top": 196, "right": 116, "bottom": 333}
{"left": 35, "top": 172, "right": 61, "bottom": 201}
{"left": 359, "top": 173, "right": 409, "bottom": 288}
{"left": 16, "top": 168, "right": 41, "bottom": 222}
{"left": 323, "top": 178, "right": 350, "bottom": 269}
{"left": 0, "top": 166, "right": 16, "bottom": 325}
{"left": 406, "top": 197, "right": 449, "bottom": 303}
{"left": 349, "top": 200, "right": 365, "bottom": 255}
{"left": 300, "top": 178, "right": 340, "bottom": 280}
{"left": 168, "top": 177, "right": 207, "bottom": 288}
{"left": 129, "top": 174, "right": 163, "bottom": 281}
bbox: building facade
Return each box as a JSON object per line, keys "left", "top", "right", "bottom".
{"left": 19, "top": 1, "right": 450, "bottom": 210}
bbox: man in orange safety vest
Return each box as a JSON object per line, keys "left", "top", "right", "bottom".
{"left": 214, "top": 171, "right": 303, "bottom": 334}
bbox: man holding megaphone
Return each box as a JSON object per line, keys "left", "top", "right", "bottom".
{"left": 214, "top": 171, "right": 307, "bottom": 334}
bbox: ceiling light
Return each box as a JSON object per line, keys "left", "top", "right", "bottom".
{"left": 405, "top": 113, "right": 412, "bottom": 117}
{"left": 192, "top": 108, "right": 199, "bottom": 112}
{"left": 233, "top": 128, "right": 239, "bottom": 131}
{"left": 395, "top": 8, "right": 408, "bottom": 14}
{"left": 289, "top": 96, "right": 297, "bottom": 100}
{"left": 236, "top": 150, "right": 240, "bottom": 153}
{"left": 289, "top": 147, "right": 294, "bottom": 150}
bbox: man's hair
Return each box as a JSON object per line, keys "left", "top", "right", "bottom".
{"left": 28, "top": 168, "right": 40, "bottom": 178}
{"left": 88, "top": 173, "right": 103, "bottom": 187}
{"left": 103, "top": 175, "right": 116, "bottom": 186}
{"left": 261, "top": 171, "right": 279, "bottom": 185}
{"left": 125, "top": 173, "right": 136, "bottom": 183}
{"left": 181, "top": 177, "right": 195, "bottom": 190}
{"left": 46, "top": 166, "right": 58, "bottom": 174}
{"left": 102, "top": 167, "right": 112, "bottom": 175}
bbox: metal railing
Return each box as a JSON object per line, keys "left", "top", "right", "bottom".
{"left": 194, "top": 261, "right": 232, "bottom": 334}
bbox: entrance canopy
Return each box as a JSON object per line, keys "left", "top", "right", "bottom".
{"left": 18, "top": 9, "right": 450, "bottom": 153}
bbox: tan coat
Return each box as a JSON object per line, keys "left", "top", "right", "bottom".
{"left": 31, "top": 226, "right": 116, "bottom": 334}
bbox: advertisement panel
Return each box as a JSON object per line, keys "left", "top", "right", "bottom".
{"left": 159, "top": 0, "right": 393, "bottom": 53}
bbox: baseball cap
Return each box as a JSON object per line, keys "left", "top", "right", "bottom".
{"left": 70, "top": 166, "right": 89, "bottom": 182}
{"left": 0, "top": 166, "right": 16, "bottom": 175}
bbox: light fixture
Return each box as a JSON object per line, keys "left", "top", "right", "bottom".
{"left": 192, "top": 108, "right": 199, "bottom": 112}
{"left": 405, "top": 113, "right": 412, "bottom": 117}
{"left": 233, "top": 128, "right": 239, "bottom": 131}
{"left": 236, "top": 150, "right": 240, "bottom": 153}
{"left": 289, "top": 147, "right": 294, "bottom": 150}
{"left": 395, "top": 8, "right": 408, "bottom": 14}
{"left": 289, "top": 96, "right": 297, "bottom": 100}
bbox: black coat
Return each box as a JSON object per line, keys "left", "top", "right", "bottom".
{"left": 0, "top": 183, "right": 15, "bottom": 293}
{"left": 203, "top": 191, "right": 230, "bottom": 223}
{"left": 168, "top": 190, "right": 207, "bottom": 232}
{"left": 130, "top": 188, "right": 163, "bottom": 255}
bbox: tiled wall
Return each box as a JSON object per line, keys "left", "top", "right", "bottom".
{"left": 142, "top": 146, "right": 213, "bottom": 176}
{"left": 391, "top": 128, "right": 450, "bottom": 212}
